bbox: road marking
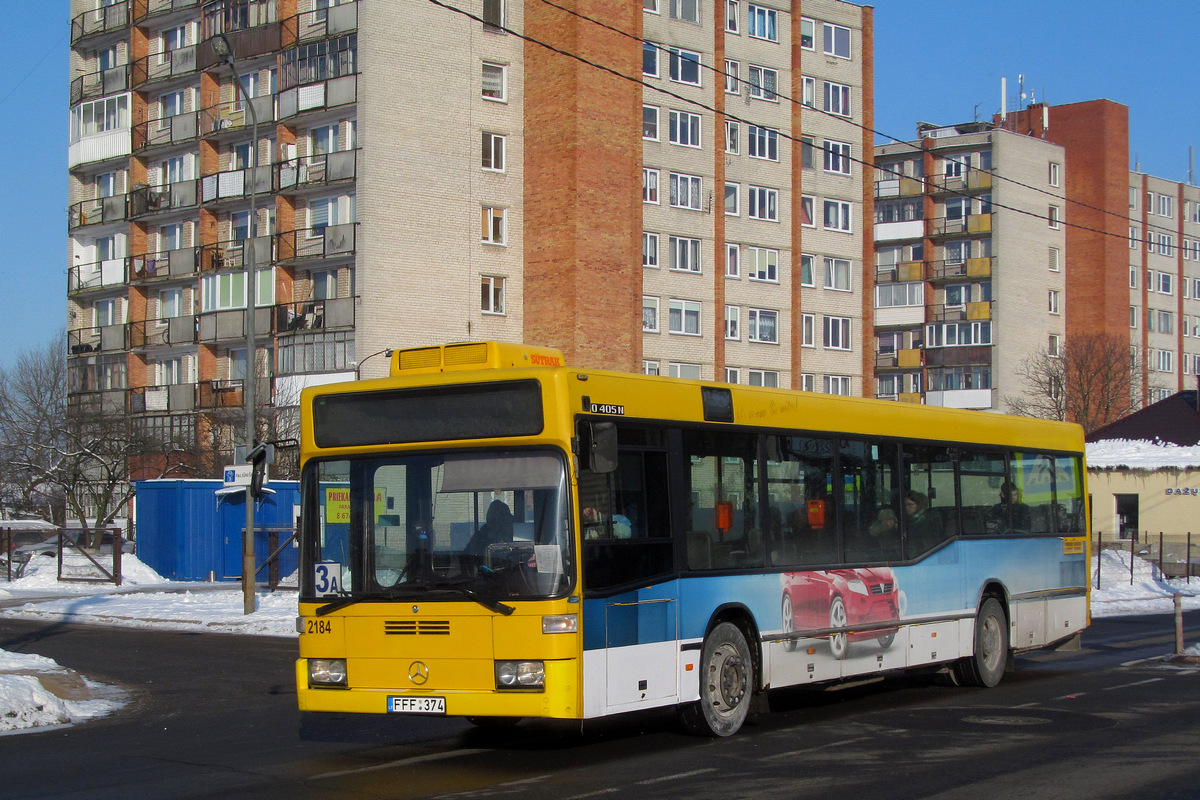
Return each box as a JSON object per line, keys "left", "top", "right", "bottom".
{"left": 309, "top": 748, "right": 490, "bottom": 780}
{"left": 765, "top": 736, "right": 871, "bottom": 760}
{"left": 636, "top": 768, "right": 716, "bottom": 785}
{"left": 1051, "top": 693, "right": 1087, "bottom": 700}
{"left": 562, "top": 790, "right": 620, "bottom": 799}
{"left": 1103, "top": 678, "right": 1164, "bottom": 691}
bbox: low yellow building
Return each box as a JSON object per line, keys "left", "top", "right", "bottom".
{"left": 1087, "top": 440, "right": 1200, "bottom": 543}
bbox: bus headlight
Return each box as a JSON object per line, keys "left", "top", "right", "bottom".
{"left": 542, "top": 614, "right": 578, "bottom": 633}
{"left": 309, "top": 658, "right": 348, "bottom": 687}
{"left": 495, "top": 660, "right": 545, "bottom": 690}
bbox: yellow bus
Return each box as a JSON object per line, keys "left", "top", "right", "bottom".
{"left": 295, "top": 341, "right": 1089, "bottom": 736}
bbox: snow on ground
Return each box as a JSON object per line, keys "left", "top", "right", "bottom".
{"left": 0, "top": 548, "right": 1197, "bottom": 734}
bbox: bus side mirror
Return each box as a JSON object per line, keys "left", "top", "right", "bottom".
{"left": 585, "top": 422, "right": 618, "bottom": 474}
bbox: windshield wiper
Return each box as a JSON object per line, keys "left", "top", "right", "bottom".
{"left": 315, "top": 593, "right": 367, "bottom": 617}
{"left": 429, "top": 578, "right": 515, "bottom": 616}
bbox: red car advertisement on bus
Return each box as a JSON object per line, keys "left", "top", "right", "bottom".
{"left": 780, "top": 567, "right": 901, "bottom": 659}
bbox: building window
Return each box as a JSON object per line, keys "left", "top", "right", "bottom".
{"left": 668, "top": 299, "right": 702, "bottom": 336}
{"left": 643, "top": 296, "right": 660, "bottom": 332}
{"left": 669, "top": 362, "right": 702, "bottom": 379}
{"left": 748, "top": 308, "right": 778, "bottom": 343}
{"left": 481, "top": 62, "right": 506, "bottom": 101}
{"left": 668, "top": 47, "right": 702, "bottom": 85}
{"left": 945, "top": 283, "right": 971, "bottom": 307}
{"left": 1049, "top": 162, "right": 1061, "bottom": 187}
{"left": 747, "top": 125, "right": 778, "bottom": 161}
{"left": 669, "top": 109, "right": 702, "bottom": 147}
{"left": 725, "top": 183, "right": 739, "bottom": 216}
{"left": 824, "top": 140, "right": 851, "bottom": 175}
{"left": 643, "top": 168, "right": 660, "bottom": 203}
{"left": 669, "top": 0, "right": 699, "bottom": 23}
{"left": 724, "top": 59, "right": 739, "bottom": 94}
{"left": 643, "top": 232, "right": 659, "bottom": 268}
{"left": 717, "top": 245, "right": 737, "bottom": 282}
{"left": 70, "top": 94, "right": 130, "bottom": 142}
{"left": 1049, "top": 247, "right": 1061, "bottom": 272}
{"left": 669, "top": 236, "right": 701, "bottom": 273}
{"left": 643, "top": 360, "right": 660, "bottom": 376}
{"left": 643, "top": 42, "right": 660, "bottom": 77}
{"left": 823, "top": 316, "right": 851, "bottom": 350}
{"left": 1130, "top": 305, "right": 1138, "bottom": 329}
{"left": 800, "top": 75, "right": 816, "bottom": 108}
{"left": 725, "top": 305, "right": 740, "bottom": 340}
{"left": 481, "top": 206, "right": 506, "bottom": 244}
{"left": 1158, "top": 272, "right": 1174, "bottom": 295}
{"left": 747, "top": 65, "right": 777, "bottom": 100}
{"left": 1048, "top": 290, "right": 1060, "bottom": 314}
{"left": 800, "top": 373, "right": 815, "bottom": 391}
{"left": 482, "top": 132, "right": 505, "bottom": 172}
{"left": 823, "top": 23, "right": 851, "bottom": 58}
{"left": 161, "top": 90, "right": 185, "bottom": 119}
{"left": 824, "top": 375, "right": 852, "bottom": 395}
{"left": 801, "top": 196, "right": 815, "bottom": 227}
{"left": 800, "top": 313, "right": 815, "bottom": 347}
{"left": 1150, "top": 310, "right": 1173, "bottom": 334}
{"left": 481, "top": 275, "right": 505, "bottom": 314}
{"left": 801, "top": 136, "right": 815, "bottom": 168}
{"left": 747, "top": 4, "right": 777, "bottom": 40}
{"left": 159, "top": 287, "right": 183, "bottom": 319}
{"left": 642, "top": 105, "right": 659, "bottom": 139}
{"left": 725, "top": 0, "right": 738, "bottom": 32}
{"left": 800, "top": 254, "right": 815, "bottom": 287}
{"left": 669, "top": 172, "right": 703, "bottom": 210}
{"left": 748, "top": 187, "right": 778, "bottom": 221}
{"left": 1048, "top": 204, "right": 1061, "bottom": 229}
{"left": 725, "top": 120, "right": 739, "bottom": 154}
{"left": 748, "top": 369, "right": 778, "bottom": 388}
{"left": 824, "top": 258, "right": 852, "bottom": 291}
{"left": 1130, "top": 226, "right": 1139, "bottom": 249}
{"left": 725, "top": 367, "right": 740, "bottom": 384}
{"left": 482, "top": 0, "right": 505, "bottom": 30}
{"left": 201, "top": 271, "right": 246, "bottom": 312}
{"left": 800, "top": 17, "right": 815, "bottom": 49}
{"left": 1159, "top": 194, "right": 1174, "bottom": 218}
{"left": 747, "top": 247, "right": 777, "bottom": 282}
{"left": 823, "top": 200, "right": 852, "bottom": 232}
{"left": 823, "top": 81, "right": 850, "bottom": 116}
{"left": 925, "top": 321, "right": 992, "bottom": 348}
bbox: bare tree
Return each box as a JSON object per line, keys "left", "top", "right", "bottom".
{"left": 1006, "top": 333, "right": 1144, "bottom": 433}
{"left": 0, "top": 336, "right": 67, "bottom": 523}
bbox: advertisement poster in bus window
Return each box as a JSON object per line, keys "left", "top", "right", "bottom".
{"left": 324, "top": 487, "right": 385, "bottom": 523}
{"left": 1014, "top": 453, "right": 1054, "bottom": 503}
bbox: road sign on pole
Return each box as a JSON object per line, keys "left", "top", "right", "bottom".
{"left": 224, "top": 465, "right": 253, "bottom": 487}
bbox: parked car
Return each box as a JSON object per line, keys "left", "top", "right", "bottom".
{"left": 780, "top": 567, "right": 900, "bottom": 659}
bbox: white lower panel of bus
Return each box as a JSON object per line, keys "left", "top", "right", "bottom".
{"left": 1011, "top": 594, "right": 1087, "bottom": 650}
{"left": 582, "top": 641, "right": 684, "bottom": 718}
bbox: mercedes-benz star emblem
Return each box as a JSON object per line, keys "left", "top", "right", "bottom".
{"left": 408, "top": 661, "right": 430, "bottom": 685}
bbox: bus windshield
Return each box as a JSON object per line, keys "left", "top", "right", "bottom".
{"left": 302, "top": 450, "right": 573, "bottom": 602}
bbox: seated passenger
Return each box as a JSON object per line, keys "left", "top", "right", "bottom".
{"left": 985, "top": 481, "right": 1032, "bottom": 535}
{"left": 904, "top": 491, "right": 942, "bottom": 552}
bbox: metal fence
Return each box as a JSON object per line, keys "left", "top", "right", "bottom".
{"left": 1093, "top": 530, "right": 1198, "bottom": 588}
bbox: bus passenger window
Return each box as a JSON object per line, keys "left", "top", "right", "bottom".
{"left": 901, "top": 444, "right": 956, "bottom": 557}
{"left": 681, "top": 430, "right": 761, "bottom": 570}
{"left": 959, "top": 450, "right": 1007, "bottom": 535}
{"left": 1013, "top": 452, "right": 1055, "bottom": 534}
{"left": 765, "top": 436, "right": 837, "bottom": 567}
{"left": 841, "top": 440, "right": 902, "bottom": 563}
{"left": 1052, "top": 455, "right": 1085, "bottom": 534}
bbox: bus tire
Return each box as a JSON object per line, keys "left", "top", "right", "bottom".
{"left": 955, "top": 597, "right": 1007, "bottom": 688}
{"left": 680, "top": 622, "right": 753, "bottom": 737}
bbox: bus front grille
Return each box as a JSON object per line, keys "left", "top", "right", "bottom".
{"left": 384, "top": 620, "right": 451, "bottom": 635}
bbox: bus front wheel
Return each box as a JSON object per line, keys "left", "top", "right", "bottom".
{"left": 955, "top": 597, "right": 1007, "bottom": 688}
{"left": 680, "top": 622, "right": 754, "bottom": 737}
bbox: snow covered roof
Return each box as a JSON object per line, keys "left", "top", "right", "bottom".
{"left": 1086, "top": 439, "right": 1200, "bottom": 470}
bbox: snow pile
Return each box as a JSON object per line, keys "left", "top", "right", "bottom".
{"left": 1087, "top": 439, "right": 1200, "bottom": 471}
{"left": 0, "top": 649, "right": 123, "bottom": 733}
{"left": 0, "top": 551, "right": 170, "bottom": 596}
{"left": 1091, "top": 547, "right": 1200, "bottom": 617}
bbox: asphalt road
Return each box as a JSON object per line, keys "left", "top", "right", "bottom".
{"left": 0, "top": 612, "right": 1198, "bottom": 800}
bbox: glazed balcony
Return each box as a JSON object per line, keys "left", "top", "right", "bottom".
{"left": 874, "top": 176, "right": 924, "bottom": 198}
{"left": 131, "top": 46, "right": 198, "bottom": 89}
{"left": 68, "top": 324, "right": 127, "bottom": 355}
{"left": 67, "top": 389, "right": 129, "bottom": 416}
{"left": 199, "top": 236, "right": 273, "bottom": 273}
{"left": 71, "top": 1, "right": 130, "bottom": 45}
{"left": 131, "top": 247, "right": 201, "bottom": 282}
{"left": 275, "top": 150, "right": 357, "bottom": 192}
{"left": 200, "top": 166, "right": 271, "bottom": 204}
{"left": 874, "top": 261, "right": 924, "bottom": 284}
{"left": 132, "top": 112, "right": 200, "bottom": 153}
{"left": 129, "top": 180, "right": 199, "bottom": 218}
{"left": 70, "top": 65, "right": 130, "bottom": 105}
{"left": 130, "top": 383, "right": 197, "bottom": 413}
{"left": 929, "top": 213, "right": 992, "bottom": 237}
{"left": 930, "top": 170, "right": 993, "bottom": 194}
{"left": 276, "top": 223, "right": 356, "bottom": 264}
{"left": 282, "top": 1, "right": 357, "bottom": 46}
{"left": 278, "top": 74, "right": 356, "bottom": 120}
{"left": 275, "top": 296, "right": 355, "bottom": 335}
{"left": 197, "top": 377, "right": 272, "bottom": 409}
{"left": 198, "top": 0, "right": 280, "bottom": 69}
{"left": 68, "top": 194, "right": 128, "bottom": 230}
{"left": 200, "top": 96, "right": 276, "bottom": 137}
{"left": 928, "top": 257, "right": 993, "bottom": 282}
{"left": 69, "top": 257, "right": 128, "bottom": 294}
{"left": 128, "top": 316, "right": 198, "bottom": 349}
{"left": 134, "top": 0, "right": 200, "bottom": 23}
{"left": 930, "top": 302, "right": 992, "bottom": 323}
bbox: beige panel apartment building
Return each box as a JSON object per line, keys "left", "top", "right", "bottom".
{"left": 66, "top": 0, "right": 870, "bottom": 476}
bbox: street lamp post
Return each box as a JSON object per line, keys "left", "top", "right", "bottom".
{"left": 212, "top": 32, "right": 259, "bottom": 615}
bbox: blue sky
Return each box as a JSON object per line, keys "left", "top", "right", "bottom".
{"left": 2, "top": 1, "right": 1197, "bottom": 367}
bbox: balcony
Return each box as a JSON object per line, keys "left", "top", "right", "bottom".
{"left": 133, "top": 112, "right": 200, "bottom": 153}
{"left": 282, "top": 1, "right": 358, "bottom": 45}
{"left": 69, "top": 194, "right": 128, "bottom": 230}
{"left": 278, "top": 74, "right": 357, "bottom": 120}
{"left": 275, "top": 296, "right": 355, "bottom": 334}
{"left": 130, "top": 383, "right": 197, "bottom": 413}
{"left": 134, "top": 0, "right": 200, "bottom": 23}
{"left": 931, "top": 302, "right": 992, "bottom": 323}
{"left": 70, "top": 65, "right": 130, "bottom": 105}
{"left": 928, "top": 257, "right": 993, "bottom": 281}
{"left": 131, "top": 247, "right": 200, "bottom": 282}
{"left": 925, "top": 389, "right": 993, "bottom": 410}
{"left": 67, "top": 389, "right": 129, "bottom": 416}
{"left": 198, "top": 377, "right": 272, "bottom": 408}
{"left": 874, "top": 219, "right": 924, "bottom": 242}
{"left": 131, "top": 46, "right": 198, "bottom": 89}
{"left": 276, "top": 224, "right": 357, "bottom": 263}
{"left": 197, "top": 305, "right": 271, "bottom": 343}
{"left": 200, "top": 166, "right": 272, "bottom": 204}
{"left": 275, "top": 150, "right": 357, "bottom": 192}
{"left": 875, "top": 261, "right": 923, "bottom": 284}
{"left": 200, "top": 96, "right": 277, "bottom": 137}
{"left": 874, "top": 176, "right": 924, "bottom": 198}
{"left": 69, "top": 258, "right": 128, "bottom": 294}
{"left": 128, "top": 316, "right": 198, "bottom": 349}
{"left": 129, "top": 181, "right": 199, "bottom": 218}
{"left": 68, "top": 324, "right": 127, "bottom": 355}
{"left": 200, "top": 236, "right": 274, "bottom": 273}
{"left": 71, "top": 1, "right": 130, "bottom": 45}
{"left": 930, "top": 213, "right": 992, "bottom": 237}
{"left": 199, "top": 0, "right": 281, "bottom": 69}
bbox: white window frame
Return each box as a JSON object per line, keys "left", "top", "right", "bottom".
{"left": 481, "top": 275, "right": 506, "bottom": 315}
{"left": 643, "top": 168, "right": 660, "bottom": 204}
{"left": 800, "top": 17, "right": 815, "bottom": 49}
{"left": 823, "top": 23, "right": 851, "bottom": 59}
{"left": 643, "top": 42, "right": 660, "bottom": 77}
{"left": 669, "top": 0, "right": 700, "bottom": 24}
{"left": 823, "top": 199, "right": 852, "bottom": 232}
{"left": 643, "top": 296, "right": 660, "bottom": 332}
{"left": 1048, "top": 204, "right": 1061, "bottom": 229}
{"left": 746, "top": 4, "right": 777, "bottom": 41}
{"left": 747, "top": 125, "right": 778, "bottom": 161}
{"left": 1048, "top": 290, "right": 1060, "bottom": 315}
{"left": 725, "top": 305, "right": 740, "bottom": 340}
{"left": 669, "top": 235, "right": 702, "bottom": 273}
{"left": 668, "top": 47, "right": 702, "bottom": 86}
{"left": 643, "top": 105, "right": 659, "bottom": 140}
{"left": 725, "top": 0, "right": 738, "bottom": 32}
{"left": 669, "top": 362, "right": 702, "bottom": 380}
{"left": 482, "top": 131, "right": 505, "bottom": 172}
{"left": 747, "top": 65, "right": 778, "bottom": 101}
{"left": 823, "top": 81, "right": 851, "bottom": 116}
{"left": 481, "top": 62, "right": 506, "bottom": 101}
{"left": 747, "top": 247, "right": 778, "bottom": 282}
{"left": 800, "top": 313, "right": 815, "bottom": 347}
{"left": 725, "top": 120, "right": 739, "bottom": 154}
{"left": 726, "top": 243, "right": 740, "bottom": 278}
{"left": 643, "top": 232, "right": 659, "bottom": 268}
{"left": 747, "top": 308, "right": 778, "bottom": 344}
{"left": 1049, "top": 162, "right": 1061, "bottom": 187}
{"left": 725, "top": 182, "right": 740, "bottom": 216}
{"left": 668, "top": 298, "right": 702, "bottom": 336}
{"left": 747, "top": 186, "right": 778, "bottom": 221}
{"left": 669, "top": 109, "right": 702, "bottom": 148}
{"left": 1049, "top": 246, "right": 1061, "bottom": 272}
{"left": 481, "top": 206, "right": 506, "bottom": 245}
{"left": 669, "top": 172, "right": 703, "bottom": 210}
{"left": 824, "top": 257, "right": 851, "bottom": 291}
{"left": 800, "top": 75, "right": 816, "bottom": 108}
{"left": 748, "top": 369, "right": 779, "bottom": 388}
{"left": 799, "top": 253, "right": 815, "bottom": 287}
{"left": 724, "top": 60, "right": 739, "bottom": 94}
{"left": 823, "top": 375, "right": 852, "bottom": 395}
{"left": 824, "top": 140, "right": 852, "bottom": 175}
{"left": 823, "top": 316, "right": 851, "bottom": 350}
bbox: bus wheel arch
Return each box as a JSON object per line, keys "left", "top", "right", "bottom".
{"left": 955, "top": 590, "right": 1009, "bottom": 688}
{"left": 680, "top": 606, "right": 761, "bottom": 737}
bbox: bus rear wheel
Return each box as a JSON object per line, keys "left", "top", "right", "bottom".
{"left": 955, "top": 597, "right": 1007, "bottom": 688}
{"left": 680, "top": 622, "right": 754, "bottom": 737}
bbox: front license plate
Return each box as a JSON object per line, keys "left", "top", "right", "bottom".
{"left": 388, "top": 696, "right": 446, "bottom": 715}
